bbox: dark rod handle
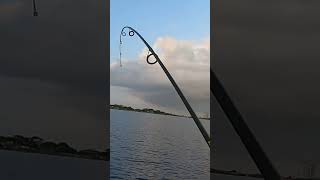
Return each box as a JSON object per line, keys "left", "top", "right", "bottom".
{"left": 211, "top": 70, "right": 281, "bottom": 180}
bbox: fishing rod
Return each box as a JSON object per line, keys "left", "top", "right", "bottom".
{"left": 211, "top": 70, "right": 281, "bottom": 180}
{"left": 33, "top": 0, "right": 38, "bottom": 16}
{"left": 119, "top": 26, "right": 211, "bottom": 147}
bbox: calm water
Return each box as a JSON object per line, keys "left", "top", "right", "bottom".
{"left": 0, "top": 150, "right": 107, "bottom": 180}
{"left": 110, "top": 110, "right": 210, "bottom": 180}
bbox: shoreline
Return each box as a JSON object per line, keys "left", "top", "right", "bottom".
{"left": 110, "top": 104, "right": 210, "bottom": 120}
{"left": 0, "top": 135, "right": 109, "bottom": 161}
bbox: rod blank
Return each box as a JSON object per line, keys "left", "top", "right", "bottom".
{"left": 33, "top": 0, "right": 38, "bottom": 16}
{"left": 120, "top": 26, "right": 211, "bottom": 147}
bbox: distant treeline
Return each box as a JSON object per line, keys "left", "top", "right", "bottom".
{"left": 0, "top": 135, "right": 109, "bottom": 161}
{"left": 110, "top": 104, "right": 210, "bottom": 120}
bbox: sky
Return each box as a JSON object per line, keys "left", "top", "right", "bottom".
{"left": 110, "top": 0, "right": 210, "bottom": 116}
{"left": 0, "top": 0, "right": 107, "bottom": 150}
{"left": 212, "top": 0, "right": 320, "bottom": 177}
{"left": 110, "top": 0, "right": 210, "bottom": 61}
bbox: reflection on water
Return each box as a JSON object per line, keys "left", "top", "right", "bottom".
{"left": 110, "top": 110, "right": 210, "bottom": 179}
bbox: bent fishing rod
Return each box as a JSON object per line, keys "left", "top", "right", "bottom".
{"left": 211, "top": 70, "right": 281, "bottom": 180}
{"left": 119, "top": 26, "right": 210, "bottom": 147}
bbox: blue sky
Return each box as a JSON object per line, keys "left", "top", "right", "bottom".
{"left": 110, "top": 0, "right": 210, "bottom": 63}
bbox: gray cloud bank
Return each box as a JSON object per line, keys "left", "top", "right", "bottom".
{"left": 111, "top": 37, "right": 210, "bottom": 116}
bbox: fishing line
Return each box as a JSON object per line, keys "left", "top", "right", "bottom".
{"left": 119, "top": 31, "right": 155, "bottom": 67}
{"left": 119, "top": 39, "right": 122, "bottom": 67}
{"left": 33, "top": 0, "right": 38, "bottom": 16}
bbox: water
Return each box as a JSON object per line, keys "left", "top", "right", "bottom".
{"left": 110, "top": 110, "right": 210, "bottom": 180}
{"left": 211, "top": 175, "right": 260, "bottom": 180}
{"left": 0, "top": 150, "right": 107, "bottom": 180}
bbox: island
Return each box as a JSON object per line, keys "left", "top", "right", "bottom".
{"left": 110, "top": 104, "right": 210, "bottom": 120}
{"left": 0, "top": 135, "right": 109, "bottom": 161}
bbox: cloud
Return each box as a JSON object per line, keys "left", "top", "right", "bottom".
{"left": 111, "top": 37, "right": 210, "bottom": 116}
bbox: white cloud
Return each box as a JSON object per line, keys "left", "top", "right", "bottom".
{"left": 111, "top": 36, "right": 210, "bottom": 116}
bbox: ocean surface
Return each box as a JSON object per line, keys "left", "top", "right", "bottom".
{"left": 0, "top": 150, "right": 107, "bottom": 180}
{"left": 110, "top": 109, "right": 210, "bottom": 180}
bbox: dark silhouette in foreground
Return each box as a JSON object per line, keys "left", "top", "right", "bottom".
{"left": 0, "top": 135, "right": 109, "bottom": 161}
{"left": 212, "top": 70, "right": 281, "bottom": 179}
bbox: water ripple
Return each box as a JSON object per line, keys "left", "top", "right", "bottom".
{"left": 110, "top": 110, "right": 210, "bottom": 179}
